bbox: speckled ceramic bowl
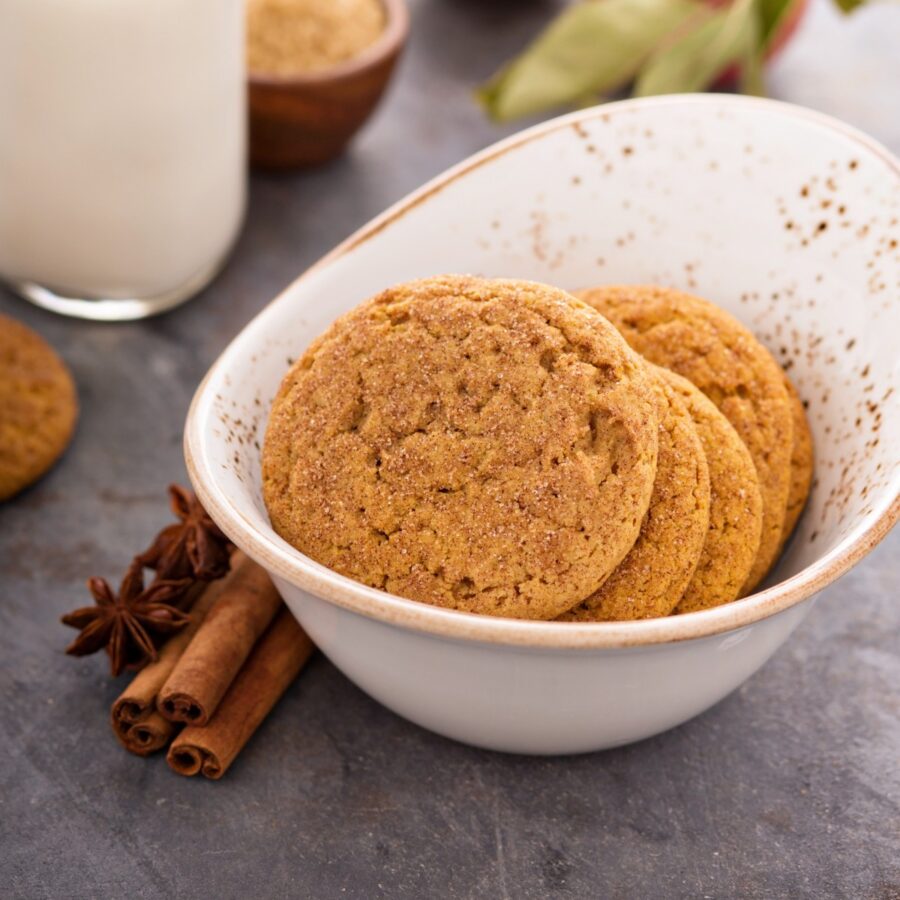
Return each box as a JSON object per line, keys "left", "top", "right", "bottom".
{"left": 186, "top": 95, "right": 899, "bottom": 755}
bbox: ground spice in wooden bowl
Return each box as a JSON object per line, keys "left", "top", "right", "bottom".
{"left": 245, "top": 0, "right": 408, "bottom": 168}
{"left": 246, "top": 0, "right": 386, "bottom": 76}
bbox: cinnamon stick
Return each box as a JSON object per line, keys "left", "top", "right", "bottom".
{"left": 110, "top": 579, "right": 223, "bottom": 755}
{"left": 167, "top": 609, "right": 314, "bottom": 779}
{"left": 111, "top": 710, "right": 175, "bottom": 757}
{"left": 157, "top": 552, "right": 282, "bottom": 725}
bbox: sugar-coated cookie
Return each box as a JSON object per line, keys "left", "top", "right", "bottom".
{"left": 780, "top": 373, "right": 814, "bottom": 550}
{"left": 577, "top": 285, "right": 793, "bottom": 594}
{"left": 561, "top": 369, "right": 710, "bottom": 621}
{"left": 0, "top": 315, "right": 78, "bottom": 502}
{"left": 660, "top": 369, "right": 764, "bottom": 614}
{"left": 263, "top": 275, "right": 660, "bottom": 619}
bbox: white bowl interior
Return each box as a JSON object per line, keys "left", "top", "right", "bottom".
{"left": 193, "top": 97, "right": 899, "bottom": 607}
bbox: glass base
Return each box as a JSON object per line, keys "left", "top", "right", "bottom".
{"left": 6, "top": 250, "right": 229, "bottom": 322}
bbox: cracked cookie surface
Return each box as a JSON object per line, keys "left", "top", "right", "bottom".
{"left": 263, "top": 275, "right": 659, "bottom": 619}
{"left": 661, "top": 369, "right": 763, "bottom": 614}
{"left": 560, "top": 368, "right": 710, "bottom": 622}
{"left": 577, "top": 285, "right": 793, "bottom": 595}
{"left": 0, "top": 315, "right": 78, "bottom": 502}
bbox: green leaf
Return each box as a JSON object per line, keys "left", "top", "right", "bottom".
{"left": 756, "top": 0, "right": 793, "bottom": 45}
{"left": 634, "top": 0, "right": 758, "bottom": 96}
{"left": 740, "top": 4, "right": 766, "bottom": 95}
{"left": 477, "top": 0, "right": 703, "bottom": 123}
{"left": 832, "top": 0, "right": 867, "bottom": 11}
{"left": 757, "top": 0, "right": 805, "bottom": 51}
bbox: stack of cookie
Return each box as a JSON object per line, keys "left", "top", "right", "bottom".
{"left": 263, "top": 275, "right": 812, "bottom": 621}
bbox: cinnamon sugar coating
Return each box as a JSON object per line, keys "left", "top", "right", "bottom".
{"left": 263, "top": 275, "right": 659, "bottom": 619}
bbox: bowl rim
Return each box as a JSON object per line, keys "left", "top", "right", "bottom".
{"left": 186, "top": 94, "right": 900, "bottom": 650}
{"left": 247, "top": 0, "right": 410, "bottom": 87}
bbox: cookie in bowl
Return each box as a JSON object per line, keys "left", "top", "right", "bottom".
{"left": 262, "top": 275, "right": 660, "bottom": 620}
{"left": 561, "top": 368, "right": 711, "bottom": 622}
{"left": 660, "top": 369, "right": 764, "bottom": 614}
{"left": 577, "top": 284, "right": 794, "bottom": 594}
{"left": 780, "top": 372, "right": 814, "bottom": 552}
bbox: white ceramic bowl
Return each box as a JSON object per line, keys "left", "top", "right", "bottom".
{"left": 186, "top": 95, "right": 899, "bottom": 755}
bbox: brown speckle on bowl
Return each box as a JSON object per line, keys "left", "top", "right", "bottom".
{"left": 572, "top": 122, "right": 589, "bottom": 140}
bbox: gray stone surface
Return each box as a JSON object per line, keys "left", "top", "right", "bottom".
{"left": 1, "top": 1, "right": 898, "bottom": 897}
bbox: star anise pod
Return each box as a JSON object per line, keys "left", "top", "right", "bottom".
{"left": 61, "top": 561, "right": 192, "bottom": 676}
{"left": 137, "top": 484, "right": 231, "bottom": 582}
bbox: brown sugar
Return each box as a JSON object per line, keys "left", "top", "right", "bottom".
{"left": 246, "top": 0, "right": 386, "bottom": 76}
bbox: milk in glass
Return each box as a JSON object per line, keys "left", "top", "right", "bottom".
{"left": 0, "top": 0, "right": 246, "bottom": 319}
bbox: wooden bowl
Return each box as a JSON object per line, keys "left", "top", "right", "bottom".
{"left": 248, "top": 0, "right": 409, "bottom": 169}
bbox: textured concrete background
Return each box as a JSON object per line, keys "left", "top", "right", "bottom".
{"left": 1, "top": 1, "right": 898, "bottom": 897}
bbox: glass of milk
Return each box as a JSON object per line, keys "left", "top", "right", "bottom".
{"left": 0, "top": 0, "right": 246, "bottom": 320}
